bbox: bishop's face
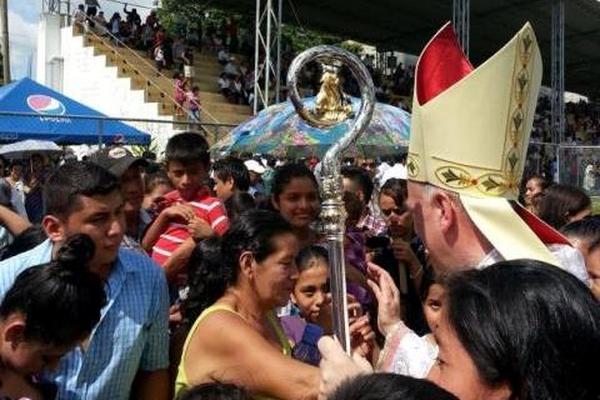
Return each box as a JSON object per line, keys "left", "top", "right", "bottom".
{"left": 406, "top": 181, "right": 457, "bottom": 272}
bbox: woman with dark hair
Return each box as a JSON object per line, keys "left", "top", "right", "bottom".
{"left": 322, "top": 260, "right": 600, "bottom": 400}
{"left": 428, "top": 260, "right": 600, "bottom": 400}
{"left": 561, "top": 216, "right": 600, "bottom": 299}
{"left": 175, "top": 210, "right": 319, "bottom": 400}
{"left": 523, "top": 174, "right": 548, "bottom": 211}
{"left": 0, "top": 234, "right": 106, "bottom": 399}
{"left": 329, "top": 373, "right": 457, "bottom": 400}
{"left": 535, "top": 184, "right": 591, "bottom": 229}
{"left": 270, "top": 163, "right": 321, "bottom": 248}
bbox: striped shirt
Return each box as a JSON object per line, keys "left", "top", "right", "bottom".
{"left": 152, "top": 187, "right": 229, "bottom": 266}
{"left": 0, "top": 240, "right": 170, "bottom": 400}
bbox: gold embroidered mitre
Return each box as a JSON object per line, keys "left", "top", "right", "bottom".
{"left": 408, "top": 22, "right": 540, "bottom": 198}
{"left": 407, "top": 22, "right": 572, "bottom": 267}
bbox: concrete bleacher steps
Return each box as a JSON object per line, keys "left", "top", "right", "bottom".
{"left": 81, "top": 34, "right": 177, "bottom": 117}
{"left": 63, "top": 27, "right": 255, "bottom": 149}
{"left": 61, "top": 27, "right": 190, "bottom": 154}
{"left": 81, "top": 32, "right": 253, "bottom": 131}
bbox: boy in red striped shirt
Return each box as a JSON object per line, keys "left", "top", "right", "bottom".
{"left": 142, "top": 132, "right": 229, "bottom": 283}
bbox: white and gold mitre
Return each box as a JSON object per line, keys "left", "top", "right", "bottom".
{"left": 408, "top": 22, "right": 571, "bottom": 266}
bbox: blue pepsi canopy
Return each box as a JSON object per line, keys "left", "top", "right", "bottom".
{"left": 0, "top": 78, "right": 150, "bottom": 145}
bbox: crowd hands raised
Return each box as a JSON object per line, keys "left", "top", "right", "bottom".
{"left": 0, "top": 132, "right": 596, "bottom": 399}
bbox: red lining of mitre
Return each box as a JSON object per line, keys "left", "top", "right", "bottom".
{"left": 416, "top": 23, "right": 474, "bottom": 106}
{"left": 511, "top": 202, "right": 572, "bottom": 245}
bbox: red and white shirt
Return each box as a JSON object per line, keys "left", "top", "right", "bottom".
{"left": 151, "top": 187, "right": 229, "bottom": 266}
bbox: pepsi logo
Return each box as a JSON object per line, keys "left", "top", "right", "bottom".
{"left": 27, "top": 95, "right": 66, "bottom": 116}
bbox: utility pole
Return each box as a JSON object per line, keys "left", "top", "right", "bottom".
{"left": 0, "top": 0, "right": 10, "bottom": 84}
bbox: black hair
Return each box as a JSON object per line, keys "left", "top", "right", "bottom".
{"left": 0, "top": 234, "right": 106, "bottom": 346}
{"left": 379, "top": 178, "right": 408, "bottom": 208}
{"left": 142, "top": 150, "right": 157, "bottom": 161}
{"left": 526, "top": 174, "right": 549, "bottom": 191}
{"left": 418, "top": 265, "right": 439, "bottom": 302}
{"left": 178, "top": 383, "right": 251, "bottom": 400}
{"left": 184, "top": 210, "right": 294, "bottom": 324}
{"left": 341, "top": 165, "right": 374, "bottom": 203}
{"left": 271, "top": 163, "right": 319, "bottom": 201}
{"left": 144, "top": 170, "right": 173, "bottom": 194}
{"left": 296, "top": 245, "right": 329, "bottom": 273}
{"left": 224, "top": 191, "right": 255, "bottom": 221}
{"left": 536, "top": 184, "right": 591, "bottom": 229}
{"left": 43, "top": 161, "right": 120, "bottom": 218}
{"left": 212, "top": 157, "right": 250, "bottom": 191}
{"left": 445, "top": 260, "right": 600, "bottom": 400}
{"left": 343, "top": 191, "right": 363, "bottom": 225}
{"left": 329, "top": 373, "right": 458, "bottom": 400}
{"left": 165, "top": 132, "right": 210, "bottom": 167}
{"left": 1, "top": 225, "right": 47, "bottom": 261}
{"left": 562, "top": 215, "right": 600, "bottom": 251}
{"left": 9, "top": 160, "right": 24, "bottom": 169}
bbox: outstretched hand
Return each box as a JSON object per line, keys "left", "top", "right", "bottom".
{"left": 366, "top": 262, "right": 401, "bottom": 336}
{"left": 318, "top": 336, "right": 372, "bottom": 400}
{"left": 349, "top": 314, "right": 375, "bottom": 358}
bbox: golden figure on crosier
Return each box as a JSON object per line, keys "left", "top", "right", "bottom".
{"left": 311, "top": 66, "right": 354, "bottom": 124}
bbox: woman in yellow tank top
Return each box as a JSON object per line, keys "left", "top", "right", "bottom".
{"left": 175, "top": 210, "right": 319, "bottom": 400}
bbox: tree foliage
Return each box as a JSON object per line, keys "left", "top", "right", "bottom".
{"left": 156, "top": 0, "right": 360, "bottom": 55}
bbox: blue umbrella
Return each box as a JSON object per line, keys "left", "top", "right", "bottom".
{"left": 0, "top": 78, "right": 150, "bottom": 145}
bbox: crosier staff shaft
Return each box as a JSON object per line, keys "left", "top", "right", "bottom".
{"left": 286, "top": 45, "right": 375, "bottom": 353}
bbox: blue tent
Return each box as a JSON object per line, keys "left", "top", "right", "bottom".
{"left": 0, "top": 78, "right": 150, "bottom": 145}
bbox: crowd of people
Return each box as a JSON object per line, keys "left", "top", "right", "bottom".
{"left": 2, "top": 5, "right": 599, "bottom": 400}
{"left": 0, "top": 129, "right": 596, "bottom": 399}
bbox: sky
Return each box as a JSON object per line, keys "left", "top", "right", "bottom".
{"left": 7, "top": 0, "right": 155, "bottom": 80}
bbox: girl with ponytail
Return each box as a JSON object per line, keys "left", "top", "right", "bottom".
{"left": 175, "top": 210, "right": 320, "bottom": 400}
{"left": 0, "top": 234, "right": 106, "bottom": 400}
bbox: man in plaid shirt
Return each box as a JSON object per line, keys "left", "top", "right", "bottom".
{"left": 0, "top": 162, "right": 169, "bottom": 399}
{"left": 342, "top": 165, "right": 387, "bottom": 237}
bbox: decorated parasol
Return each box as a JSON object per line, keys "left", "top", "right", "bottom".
{"left": 211, "top": 97, "right": 409, "bottom": 158}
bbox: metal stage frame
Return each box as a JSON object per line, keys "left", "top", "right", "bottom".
{"left": 253, "top": 0, "right": 283, "bottom": 114}
{"left": 551, "top": 0, "right": 566, "bottom": 182}
{"left": 452, "top": 0, "right": 470, "bottom": 56}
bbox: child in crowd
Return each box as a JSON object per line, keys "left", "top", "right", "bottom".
{"left": 142, "top": 132, "right": 229, "bottom": 286}
{"left": 154, "top": 44, "right": 166, "bottom": 73}
{"left": 211, "top": 157, "right": 250, "bottom": 202}
{"left": 0, "top": 234, "right": 106, "bottom": 400}
{"left": 143, "top": 170, "right": 174, "bottom": 215}
{"left": 418, "top": 267, "right": 444, "bottom": 340}
{"left": 174, "top": 73, "right": 189, "bottom": 117}
{"left": 281, "top": 245, "right": 374, "bottom": 365}
{"left": 375, "top": 263, "right": 440, "bottom": 376}
{"left": 217, "top": 72, "right": 231, "bottom": 98}
{"left": 280, "top": 245, "right": 332, "bottom": 345}
{"left": 270, "top": 163, "right": 320, "bottom": 248}
{"left": 187, "top": 86, "right": 201, "bottom": 123}
{"left": 73, "top": 4, "right": 86, "bottom": 33}
{"left": 561, "top": 216, "right": 600, "bottom": 299}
